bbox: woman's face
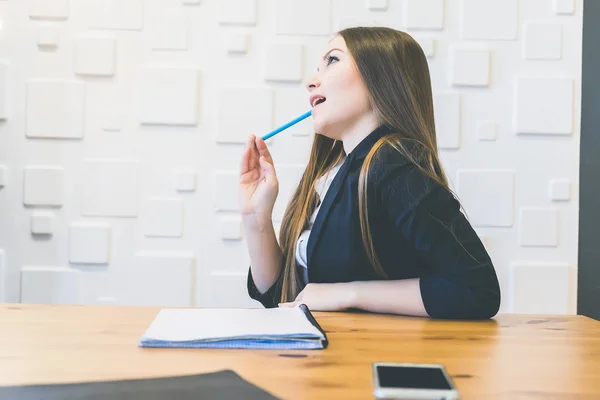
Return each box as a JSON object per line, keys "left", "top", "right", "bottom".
{"left": 305, "top": 35, "right": 375, "bottom": 140}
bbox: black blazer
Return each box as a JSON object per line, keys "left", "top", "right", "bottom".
{"left": 247, "top": 125, "right": 501, "bottom": 320}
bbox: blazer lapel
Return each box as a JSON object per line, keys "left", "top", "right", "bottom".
{"left": 305, "top": 125, "right": 393, "bottom": 276}
{"left": 305, "top": 156, "right": 353, "bottom": 273}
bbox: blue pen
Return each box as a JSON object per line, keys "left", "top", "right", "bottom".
{"left": 261, "top": 110, "right": 312, "bottom": 141}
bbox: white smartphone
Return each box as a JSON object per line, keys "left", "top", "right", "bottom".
{"left": 372, "top": 362, "right": 460, "bottom": 400}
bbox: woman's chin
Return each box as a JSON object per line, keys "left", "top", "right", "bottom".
{"left": 313, "top": 126, "right": 340, "bottom": 141}
{"left": 312, "top": 120, "right": 332, "bottom": 138}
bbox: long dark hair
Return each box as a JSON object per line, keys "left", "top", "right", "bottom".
{"left": 277, "top": 27, "right": 452, "bottom": 302}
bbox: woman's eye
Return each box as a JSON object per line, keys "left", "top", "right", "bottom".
{"left": 325, "top": 55, "right": 339, "bottom": 65}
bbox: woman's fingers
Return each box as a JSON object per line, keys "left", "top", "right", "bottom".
{"left": 259, "top": 155, "right": 277, "bottom": 183}
{"left": 245, "top": 135, "right": 257, "bottom": 170}
{"left": 241, "top": 135, "right": 256, "bottom": 174}
{"left": 251, "top": 135, "right": 260, "bottom": 168}
{"left": 239, "top": 146, "right": 250, "bottom": 176}
{"left": 255, "top": 136, "right": 274, "bottom": 165}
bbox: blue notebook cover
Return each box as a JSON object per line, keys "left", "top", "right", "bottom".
{"left": 138, "top": 304, "right": 328, "bottom": 350}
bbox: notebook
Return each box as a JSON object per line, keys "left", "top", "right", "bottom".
{"left": 138, "top": 304, "right": 328, "bottom": 350}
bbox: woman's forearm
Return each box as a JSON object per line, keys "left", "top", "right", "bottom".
{"left": 243, "top": 213, "right": 283, "bottom": 294}
{"left": 349, "top": 279, "right": 429, "bottom": 317}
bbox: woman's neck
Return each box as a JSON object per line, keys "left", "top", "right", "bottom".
{"left": 339, "top": 115, "right": 381, "bottom": 155}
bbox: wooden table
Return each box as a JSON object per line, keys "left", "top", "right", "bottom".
{"left": 1, "top": 304, "right": 599, "bottom": 399}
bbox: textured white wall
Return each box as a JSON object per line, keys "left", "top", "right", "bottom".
{"left": 0, "top": 0, "right": 582, "bottom": 314}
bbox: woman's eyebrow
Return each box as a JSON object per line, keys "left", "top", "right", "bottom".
{"left": 322, "top": 48, "right": 343, "bottom": 60}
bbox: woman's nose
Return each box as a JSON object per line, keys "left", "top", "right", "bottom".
{"left": 305, "top": 73, "right": 320, "bottom": 92}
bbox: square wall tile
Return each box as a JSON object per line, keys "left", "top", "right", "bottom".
{"left": 519, "top": 207, "right": 558, "bottom": 247}
{"left": 264, "top": 42, "right": 303, "bottom": 82}
{"left": 460, "top": 0, "right": 517, "bottom": 40}
{"left": 276, "top": 0, "right": 331, "bottom": 36}
{"left": 174, "top": 170, "right": 196, "bottom": 192}
{"left": 74, "top": 36, "right": 116, "bottom": 76}
{"left": 69, "top": 221, "right": 111, "bottom": 264}
{"left": 514, "top": 77, "right": 573, "bottom": 135}
{"left": 553, "top": 0, "right": 575, "bottom": 15}
{"left": 226, "top": 33, "right": 249, "bottom": 54}
{"left": 151, "top": 10, "right": 188, "bottom": 50}
{"left": 549, "top": 179, "right": 570, "bottom": 201}
{"left": 524, "top": 22, "right": 562, "bottom": 60}
{"left": 90, "top": 0, "right": 144, "bottom": 30}
{"left": 28, "top": 0, "right": 69, "bottom": 20}
{"left": 81, "top": 159, "right": 139, "bottom": 217}
{"left": 141, "top": 198, "right": 184, "bottom": 238}
{"left": 219, "top": 0, "right": 257, "bottom": 25}
{"left": 220, "top": 216, "right": 242, "bottom": 240}
{"left": 118, "top": 251, "right": 195, "bottom": 306}
{"left": 367, "top": 0, "right": 387, "bottom": 10}
{"left": 449, "top": 47, "right": 490, "bottom": 86}
{"left": 138, "top": 67, "right": 199, "bottom": 126}
{"left": 457, "top": 169, "right": 514, "bottom": 227}
{"left": 477, "top": 120, "right": 498, "bottom": 141}
{"left": 21, "top": 267, "right": 82, "bottom": 304}
{"left": 37, "top": 26, "right": 60, "bottom": 48}
{"left": 23, "top": 166, "right": 65, "bottom": 207}
{"left": 26, "top": 79, "right": 85, "bottom": 139}
{"left": 405, "top": 0, "right": 444, "bottom": 30}
{"left": 31, "top": 212, "right": 55, "bottom": 235}
{"left": 102, "top": 112, "right": 123, "bottom": 132}
{"left": 509, "top": 263, "right": 572, "bottom": 314}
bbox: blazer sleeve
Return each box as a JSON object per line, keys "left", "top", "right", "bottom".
{"left": 377, "top": 159, "right": 501, "bottom": 320}
{"left": 247, "top": 267, "right": 281, "bottom": 308}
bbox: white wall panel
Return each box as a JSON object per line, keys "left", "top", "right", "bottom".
{"left": 460, "top": 0, "right": 517, "bottom": 40}
{"left": 23, "top": 166, "right": 65, "bottom": 207}
{"left": 21, "top": 267, "right": 81, "bottom": 304}
{"left": 28, "top": 0, "right": 69, "bottom": 20}
{"left": 0, "top": 0, "right": 583, "bottom": 314}
{"left": 0, "top": 61, "right": 8, "bottom": 120}
{"left": 138, "top": 67, "right": 199, "bottom": 126}
{"left": 276, "top": 0, "right": 331, "bottom": 36}
{"left": 514, "top": 77, "right": 573, "bottom": 135}
{"left": 26, "top": 79, "right": 85, "bottom": 139}
{"left": 69, "top": 221, "right": 111, "bottom": 264}
{"left": 405, "top": 0, "right": 444, "bottom": 30}
{"left": 81, "top": 159, "right": 140, "bottom": 217}
{"left": 118, "top": 251, "right": 195, "bottom": 306}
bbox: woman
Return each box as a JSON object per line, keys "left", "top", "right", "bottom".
{"left": 238, "top": 27, "right": 501, "bottom": 320}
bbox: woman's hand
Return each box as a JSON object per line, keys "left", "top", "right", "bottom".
{"left": 238, "top": 134, "right": 279, "bottom": 219}
{"left": 278, "top": 283, "right": 357, "bottom": 311}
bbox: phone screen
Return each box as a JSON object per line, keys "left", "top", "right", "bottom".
{"left": 376, "top": 365, "right": 452, "bottom": 390}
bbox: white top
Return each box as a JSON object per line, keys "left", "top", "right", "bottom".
{"left": 295, "top": 158, "right": 345, "bottom": 283}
